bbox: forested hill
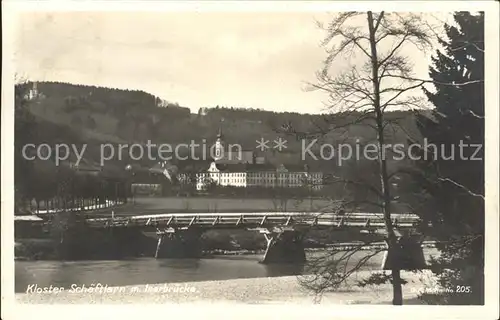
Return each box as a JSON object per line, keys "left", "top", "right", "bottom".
{"left": 25, "top": 81, "right": 423, "bottom": 161}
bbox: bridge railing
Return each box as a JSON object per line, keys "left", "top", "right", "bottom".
{"left": 85, "top": 213, "right": 421, "bottom": 229}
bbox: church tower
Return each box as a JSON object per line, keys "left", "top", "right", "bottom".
{"left": 27, "top": 82, "right": 39, "bottom": 100}
{"left": 214, "top": 127, "right": 224, "bottom": 161}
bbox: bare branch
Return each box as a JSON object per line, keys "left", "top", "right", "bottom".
{"left": 437, "top": 178, "right": 485, "bottom": 200}
{"left": 465, "top": 109, "right": 484, "bottom": 119}
{"left": 380, "top": 81, "right": 426, "bottom": 109}
{"left": 379, "top": 33, "right": 408, "bottom": 67}
{"left": 373, "top": 12, "right": 385, "bottom": 32}
{"left": 382, "top": 74, "right": 483, "bottom": 86}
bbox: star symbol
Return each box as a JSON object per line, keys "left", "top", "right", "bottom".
{"left": 273, "top": 137, "right": 288, "bottom": 151}
{"left": 256, "top": 137, "right": 270, "bottom": 151}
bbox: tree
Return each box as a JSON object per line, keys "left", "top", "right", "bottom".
{"left": 31, "top": 160, "right": 58, "bottom": 213}
{"left": 14, "top": 81, "right": 37, "bottom": 213}
{"left": 410, "top": 12, "right": 484, "bottom": 304}
{"left": 71, "top": 114, "right": 82, "bottom": 126}
{"left": 269, "top": 186, "right": 290, "bottom": 212}
{"left": 85, "top": 115, "right": 97, "bottom": 129}
{"left": 291, "top": 12, "right": 443, "bottom": 305}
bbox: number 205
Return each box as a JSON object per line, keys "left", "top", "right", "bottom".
{"left": 456, "top": 285, "right": 471, "bottom": 293}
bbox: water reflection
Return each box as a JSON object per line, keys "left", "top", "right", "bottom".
{"left": 264, "top": 263, "right": 305, "bottom": 277}
{"left": 156, "top": 259, "right": 201, "bottom": 270}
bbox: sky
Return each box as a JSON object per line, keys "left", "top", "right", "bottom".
{"left": 14, "top": 11, "right": 453, "bottom": 114}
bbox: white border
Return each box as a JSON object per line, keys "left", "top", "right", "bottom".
{"left": 2, "top": 1, "right": 499, "bottom": 320}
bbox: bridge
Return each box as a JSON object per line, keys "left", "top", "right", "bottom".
{"left": 81, "top": 212, "right": 427, "bottom": 268}
{"left": 85, "top": 212, "right": 420, "bottom": 229}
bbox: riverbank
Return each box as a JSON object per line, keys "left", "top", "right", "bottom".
{"left": 16, "top": 270, "right": 438, "bottom": 304}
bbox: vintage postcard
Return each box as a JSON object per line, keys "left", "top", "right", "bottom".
{"left": 2, "top": 1, "right": 499, "bottom": 319}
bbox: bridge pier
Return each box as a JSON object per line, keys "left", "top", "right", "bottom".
{"left": 155, "top": 227, "right": 203, "bottom": 259}
{"left": 259, "top": 227, "right": 306, "bottom": 264}
{"left": 381, "top": 235, "right": 426, "bottom": 270}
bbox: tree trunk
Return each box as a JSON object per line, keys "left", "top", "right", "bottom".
{"left": 367, "top": 11, "right": 403, "bottom": 305}
{"left": 310, "top": 188, "right": 313, "bottom": 211}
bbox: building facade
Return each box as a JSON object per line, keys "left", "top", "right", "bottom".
{"left": 196, "top": 164, "right": 323, "bottom": 191}
{"left": 195, "top": 129, "right": 323, "bottom": 191}
{"left": 24, "top": 82, "right": 45, "bottom": 101}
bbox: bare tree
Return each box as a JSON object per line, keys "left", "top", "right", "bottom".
{"left": 290, "top": 11, "right": 449, "bottom": 305}
{"left": 269, "top": 185, "right": 289, "bottom": 212}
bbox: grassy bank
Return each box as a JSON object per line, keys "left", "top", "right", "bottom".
{"left": 127, "top": 196, "right": 332, "bottom": 213}
{"left": 120, "top": 197, "right": 414, "bottom": 214}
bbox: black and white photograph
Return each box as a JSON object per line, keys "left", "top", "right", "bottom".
{"left": 2, "top": 1, "right": 499, "bottom": 319}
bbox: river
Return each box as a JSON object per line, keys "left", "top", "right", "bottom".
{"left": 15, "top": 255, "right": 307, "bottom": 293}
{"left": 16, "top": 248, "right": 439, "bottom": 293}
